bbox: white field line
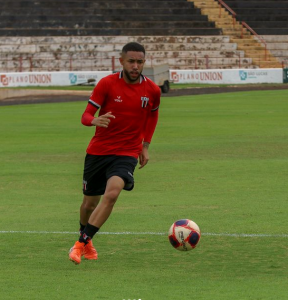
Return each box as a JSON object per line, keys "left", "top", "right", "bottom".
{"left": 0, "top": 230, "right": 287, "bottom": 238}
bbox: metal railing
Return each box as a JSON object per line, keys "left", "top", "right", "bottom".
{"left": 218, "top": 0, "right": 236, "bottom": 28}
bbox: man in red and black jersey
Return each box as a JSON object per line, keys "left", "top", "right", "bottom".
{"left": 69, "top": 42, "right": 161, "bottom": 264}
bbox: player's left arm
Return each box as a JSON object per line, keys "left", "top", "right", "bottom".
{"left": 139, "top": 90, "right": 160, "bottom": 169}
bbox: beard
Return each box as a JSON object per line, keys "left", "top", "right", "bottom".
{"left": 123, "top": 69, "right": 141, "bottom": 83}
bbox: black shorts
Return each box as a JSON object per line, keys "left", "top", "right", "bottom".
{"left": 82, "top": 154, "right": 138, "bottom": 196}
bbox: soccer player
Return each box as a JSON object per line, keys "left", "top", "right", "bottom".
{"left": 69, "top": 42, "right": 161, "bottom": 264}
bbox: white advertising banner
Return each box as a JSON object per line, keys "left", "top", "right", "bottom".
{"left": 170, "top": 69, "right": 283, "bottom": 84}
{"left": 0, "top": 69, "right": 283, "bottom": 87}
{"left": 0, "top": 71, "right": 112, "bottom": 87}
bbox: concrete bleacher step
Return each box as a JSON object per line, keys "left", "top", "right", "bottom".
{"left": 236, "top": 45, "right": 269, "bottom": 51}
{"left": 188, "top": 0, "right": 218, "bottom": 8}
{"left": 230, "top": 38, "right": 259, "bottom": 45}
{"left": 252, "top": 29, "right": 288, "bottom": 35}
{"left": 244, "top": 52, "right": 279, "bottom": 61}
{"left": 0, "top": 1, "right": 197, "bottom": 9}
{"left": 0, "top": 21, "right": 217, "bottom": 29}
{"left": 1, "top": 8, "right": 204, "bottom": 15}
{"left": 0, "top": 28, "right": 222, "bottom": 36}
{"left": 200, "top": 8, "right": 230, "bottom": 17}
{"left": 0, "top": 35, "right": 232, "bottom": 44}
{"left": 221, "top": 27, "right": 249, "bottom": 34}
{"left": 247, "top": 21, "right": 288, "bottom": 29}
{"left": 0, "top": 14, "right": 210, "bottom": 22}
{"left": 1, "top": 50, "right": 246, "bottom": 60}
{"left": 2, "top": 7, "right": 196, "bottom": 14}
{"left": 264, "top": 50, "right": 288, "bottom": 58}
{"left": 214, "top": 19, "right": 238, "bottom": 25}
{"left": 143, "top": 42, "right": 238, "bottom": 51}
{"left": 236, "top": 15, "right": 288, "bottom": 22}
{"left": 233, "top": 8, "right": 288, "bottom": 15}
{"left": 264, "top": 43, "right": 288, "bottom": 50}
{"left": 252, "top": 61, "right": 282, "bottom": 68}
{"left": 224, "top": 1, "right": 288, "bottom": 9}
{"left": 0, "top": 43, "right": 237, "bottom": 53}
{"left": 215, "top": 23, "right": 243, "bottom": 30}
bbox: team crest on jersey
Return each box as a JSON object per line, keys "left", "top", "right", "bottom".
{"left": 141, "top": 96, "right": 149, "bottom": 108}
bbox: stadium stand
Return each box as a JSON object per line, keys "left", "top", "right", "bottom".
{"left": 0, "top": 0, "right": 285, "bottom": 71}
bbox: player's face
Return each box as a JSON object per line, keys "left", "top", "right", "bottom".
{"left": 119, "top": 51, "right": 146, "bottom": 84}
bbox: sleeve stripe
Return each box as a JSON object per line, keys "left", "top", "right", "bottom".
{"left": 88, "top": 99, "right": 101, "bottom": 108}
{"left": 151, "top": 106, "right": 159, "bottom": 112}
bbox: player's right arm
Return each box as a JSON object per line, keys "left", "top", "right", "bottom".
{"left": 81, "top": 76, "right": 115, "bottom": 127}
{"left": 81, "top": 102, "right": 98, "bottom": 126}
{"left": 81, "top": 104, "right": 115, "bottom": 128}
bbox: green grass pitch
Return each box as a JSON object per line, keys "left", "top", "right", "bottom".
{"left": 0, "top": 89, "right": 287, "bottom": 300}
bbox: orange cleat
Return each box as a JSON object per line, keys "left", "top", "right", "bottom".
{"left": 83, "top": 239, "right": 98, "bottom": 260}
{"left": 69, "top": 241, "right": 85, "bottom": 264}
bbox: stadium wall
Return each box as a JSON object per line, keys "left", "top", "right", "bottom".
{"left": 0, "top": 69, "right": 283, "bottom": 89}
{"left": 0, "top": 71, "right": 111, "bottom": 87}
{"left": 170, "top": 68, "right": 283, "bottom": 84}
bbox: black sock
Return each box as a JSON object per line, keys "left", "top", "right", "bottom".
{"left": 79, "top": 223, "right": 99, "bottom": 244}
{"left": 79, "top": 222, "right": 86, "bottom": 233}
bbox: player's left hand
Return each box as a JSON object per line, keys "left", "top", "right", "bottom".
{"left": 139, "top": 146, "right": 149, "bottom": 169}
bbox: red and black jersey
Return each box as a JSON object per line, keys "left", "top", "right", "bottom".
{"left": 81, "top": 71, "right": 161, "bottom": 158}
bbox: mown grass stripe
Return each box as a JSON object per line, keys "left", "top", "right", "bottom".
{"left": 0, "top": 230, "right": 287, "bottom": 238}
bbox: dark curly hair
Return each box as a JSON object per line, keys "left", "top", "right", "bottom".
{"left": 121, "top": 42, "right": 145, "bottom": 56}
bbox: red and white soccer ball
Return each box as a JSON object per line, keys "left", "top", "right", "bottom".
{"left": 168, "top": 219, "right": 201, "bottom": 251}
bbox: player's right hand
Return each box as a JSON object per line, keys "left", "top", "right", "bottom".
{"left": 91, "top": 112, "right": 115, "bottom": 128}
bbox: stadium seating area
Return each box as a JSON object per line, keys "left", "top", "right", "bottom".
{"left": 0, "top": 0, "right": 221, "bottom": 36}
{"left": 224, "top": 0, "right": 288, "bottom": 35}
{"left": 192, "top": 0, "right": 284, "bottom": 67}
{"left": 0, "top": 36, "right": 255, "bottom": 72}
{"left": 262, "top": 35, "right": 288, "bottom": 67}
{"left": 220, "top": 0, "right": 288, "bottom": 66}
{"left": 0, "top": 0, "right": 287, "bottom": 71}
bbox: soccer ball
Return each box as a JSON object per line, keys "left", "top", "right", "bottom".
{"left": 168, "top": 219, "right": 201, "bottom": 251}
